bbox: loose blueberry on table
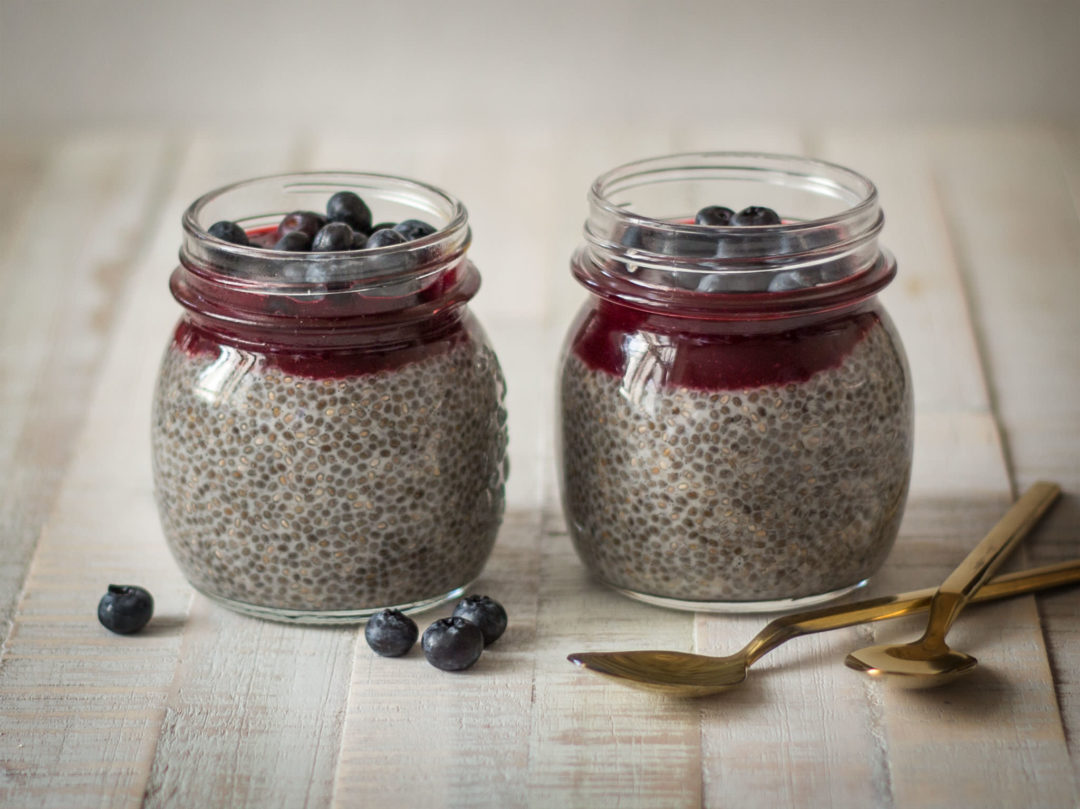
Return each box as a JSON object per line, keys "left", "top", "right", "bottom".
{"left": 452, "top": 595, "right": 508, "bottom": 646}
{"left": 365, "top": 609, "right": 420, "bottom": 657}
{"left": 97, "top": 584, "right": 154, "bottom": 634}
{"left": 422, "top": 616, "right": 485, "bottom": 671}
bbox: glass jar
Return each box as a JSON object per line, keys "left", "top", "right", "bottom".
{"left": 558, "top": 153, "right": 913, "bottom": 612}
{"left": 151, "top": 172, "right": 508, "bottom": 623}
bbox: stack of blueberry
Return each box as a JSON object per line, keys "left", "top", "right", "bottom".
{"left": 623, "top": 203, "right": 856, "bottom": 293}
{"left": 365, "top": 595, "right": 508, "bottom": 672}
{"left": 207, "top": 191, "right": 437, "bottom": 253}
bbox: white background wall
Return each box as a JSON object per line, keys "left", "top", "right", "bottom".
{"left": 1, "top": 0, "right": 1078, "bottom": 130}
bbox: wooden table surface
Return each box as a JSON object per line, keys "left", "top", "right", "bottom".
{"left": 1, "top": 123, "right": 1078, "bottom": 808}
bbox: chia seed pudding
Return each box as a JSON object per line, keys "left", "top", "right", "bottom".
{"left": 150, "top": 172, "right": 508, "bottom": 623}
{"left": 558, "top": 153, "right": 914, "bottom": 611}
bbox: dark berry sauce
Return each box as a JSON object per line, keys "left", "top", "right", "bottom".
{"left": 172, "top": 316, "right": 474, "bottom": 380}
{"left": 171, "top": 226, "right": 478, "bottom": 379}
{"left": 569, "top": 298, "right": 880, "bottom": 391}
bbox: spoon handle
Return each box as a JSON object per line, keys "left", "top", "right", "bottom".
{"left": 918, "top": 481, "right": 1059, "bottom": 647}
{"left": 743, "top": 482, "right": 1062, "bottom": 665}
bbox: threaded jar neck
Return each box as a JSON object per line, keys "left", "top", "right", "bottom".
{"left": 172, "top": 172, "right": 478, "bottom": 350}
{"left": 576, "top": 152, "right": 895, "bottom": 320}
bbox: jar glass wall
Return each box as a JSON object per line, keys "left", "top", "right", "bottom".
{"left": 558, "top": 153, "right": 913, "bottom": 612}
{"left": 151, "top": 172, "right": 509, "bottom": 624}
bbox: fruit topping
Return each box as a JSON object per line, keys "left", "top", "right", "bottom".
{"left": 276, "top": 210, "right": 326, "bottom": 240}
{"left": 326, "top": 191, "right": 372, "bottom": 234}
{"left": 273, "top": 230, "right": 313, "bottom": 252}
{"left": 452, "top": 595, "right": 507, "bottom": 646}
{"left": 695, "top": 205, "right": 735, "bottom": 226}
{"left": 207, "top": 193, "right": 439, "bottom": 258}
{"left": 733, "top": 205, "right": 781, "bottom": 226}
{"left": 421, "top": 616, "right": 484, "bottom": 671}
{"left": 365, "top": 609, "right": 419, "bottom": 657}
{"left": 97, "top": 584, "right": 154, "bottom": 635}
{"left": 393, "top": 219, "right": 437, "bottom": 241}
{"left": 312, "top": 222, "right": 358, "bottom": 252}
{"left": 208, "top": 220, "right": 250, "bottom": 246}
{"left": 366, "top": 228, "right": 409, "bottom": 249}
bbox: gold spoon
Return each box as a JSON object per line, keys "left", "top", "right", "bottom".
{"left": 844, "top": 480, "right": 1060, "bottom": 688}
{"left": 569, "top": 483, "right": 1065, "bottom": 698}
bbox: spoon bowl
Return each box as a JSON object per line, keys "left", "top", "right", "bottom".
{"left": 568, "top": 650, "right": 748, "bottom": 697}
{"left": 843, "top": 481, "right": 1059, "bottom": 687}
{"left": 568, "top": 483, "right": 1065, "bottom": 698}
{"left": 569, "top": 557, "right": 1080, "bottom": 697}
{"left": 844, "top": 643, "right": 977, "bottom": 689}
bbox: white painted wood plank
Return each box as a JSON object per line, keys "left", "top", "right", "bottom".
{"left": 656, "top": 126, "right": 893, "bottom": 808}
{"left": 0, "top": 133, "right": 174, "bottom": 640}
{"left": 143, "top": 606, "right": 353, "bottom": 809}
{"left": 934, "top": 122, "right": 1080, "bottom": 780}
{"left": 540, "top": 125, "right": 686, "bottom": 515}
{"left": 526, "top": 514, "right": 701, "bottom": 809}
{"left": 311, "top": 128, "right": 555, "bottom": 803}
{"left": 815, "top": 123, "right": 1076, "bottom": 807}
{"left": 0, "top": 133, "right": 313, "bottom": 809}
{"left": 130, "top": 135, "right": 364, "bottom": 809}
{"left": 313, "top": 132, "right": 556, "bottom": 513}
{"left": 331, "top": 511, "right": 540, "bottom": 809}
{"left": 511, "top": 127, "right": 704, "bottom": 809}
{"left": 1037, "top": 124, "right": 1080, "bottom": 779}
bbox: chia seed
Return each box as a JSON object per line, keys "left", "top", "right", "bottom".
{"left": 151, "top": 334, "right": 508, "bottom": 615}
{"left": 559, "top": 317, "right": 913, "bottom": 604}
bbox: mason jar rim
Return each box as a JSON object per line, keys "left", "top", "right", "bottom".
{"left": 589, "top": 151, "right": 878, "bottom": 230}
{"left": 575, "top": 151, "right": 894, "bottom": 319}
{"left": 180, "top": 170, "right": 471, "bottom": 293}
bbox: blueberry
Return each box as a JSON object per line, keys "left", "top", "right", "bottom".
{"left": 697, "top": 271, "right": 770, "bottom": 293}
{"left": 97, "top": 584, "right": 154, "bottom": 634}
{"left": 311, "top": 222, "right": 357, "bottom": 252}
{"left": 365, "top": 609, "right": 419, "bottom": 657}
{"left": 326, "top": 191, "right": 372, "bottom": 234}
{"left": 393, "top": 219, "right": 437, "bottom": 241}
{"left": 421, "top": 616, "right": 484, "bottom": 671}
{"left": 766, "top": 270, "right": 814, "bottom": 292}
{"left": 452, "top": 595, "right": 507, "bottom": 646}
{"left": 733, "top": 205, "right": 781, "bottom": 226}
{"left": 366, "top": 228, "right": 408, "bottom": 249}
{"left": 351, "top": 230, "right": 369, "bottom": 249}
{"left": 767, "top": 260, "right": 858, "bottom": 292}
{"left": 277, "top": 210, "right": 325, "bottom": 239}
{"left": 208, "top": 220, "right": 250, "bottom": 246}
{"left": 280, "top": 262, "right": 308, "bottom": 283}
{"left": 273, "top": 230, "right": 312, "bottom": 252}
{"left": 371, "top": 221, "right": 397, "bottom": 232}
{"left": 624, "top": 225, "right": 713, "bottom": 258}
{"left": 695, "top": 206, "right": 735, "bottom": 227}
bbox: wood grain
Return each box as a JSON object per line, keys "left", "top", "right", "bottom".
{"left": 818, "top": 123, "right": 1077, "bottom": 806}
{"left": 0, "top": 123, "right": 1077, "bottom": 808}
{"left": 0, "top": 133, "right": 174, "bottom": 642}
{"left": 0, "top": 133, "right": 307, "bottom": 808}
{"left": 933, "top": 123, "right": 1080, "bottom": 778}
